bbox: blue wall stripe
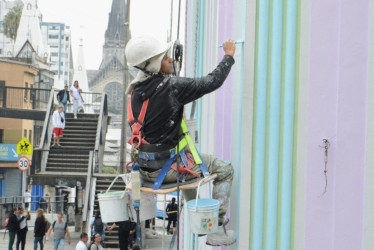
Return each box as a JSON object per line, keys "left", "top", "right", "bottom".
{"left": 251, "top": 0, "right": 270, "bottom": 249}
{"left": 265, "top": 0, "right": 283, "bottom": 248}
{"left": 196, "top": 0, "right": 205, "bottom": 149}
{"left": 279, "top": 0, "right": 297, "bottom": 249}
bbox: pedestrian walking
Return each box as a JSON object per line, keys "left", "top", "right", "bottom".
{"left": 34, "top": 209, "right": 47, "bottom": 250}
{"left": 90, "top": 211, "right": 110, "bottom": 246}
{"left": 89, "top": 234, "right": 104, "bottom": 250}
{"left": 24, "top": 190, "right": 31, "bottom": 210}
{"left": 7, "top": 208, "right": 19, "bottom": 250}
{"left": 46, "top": 212, "right": 71, "bottom": 250}
{"left": 16, "top": 207, "right": 30, "bottom": 250}
{"left": 57, "top": 85, "right": 70, "bottom": 115}
{"left": 75, "top": 232, "right": 89, "bottom": 250}
{"left": 69, "top": 80, "right": 83, "bottom": 119}
{"left": 109, "top": 220, "right": 132, "bottom": 250}
{"left": 125, "top": 36, "right": 236, "bottom": 246}
{"left": 166, "top": 197, "right": 178, "bottom": 235}
{"left": 52, "top": 105, "right": 65, "bottom": 147}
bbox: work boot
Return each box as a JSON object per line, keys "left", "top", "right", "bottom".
{"left": 206, "top": 219, "right": 236, "bottom": 246}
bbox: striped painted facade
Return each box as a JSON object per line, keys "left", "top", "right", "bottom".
{"left": 178, "top": 0, "right": 374, "bottom": 250}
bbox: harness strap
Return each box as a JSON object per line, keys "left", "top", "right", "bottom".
{"left": 128, "top": 93, "right": 150, "bottom": 148}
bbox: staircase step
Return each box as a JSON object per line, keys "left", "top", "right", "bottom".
{"left": 63, "top": 129, "right": 97, "bottom": 134}
{"left": 48, "top": 153, "right": 90, "bottom": 158}
{"left": 47, "top": 162, "right": 88, "bottom": 167}
{"left": 49, "top": 146, "right": 94, "bottom": 150}
{"left": 46, "top": 167, "right": 88, "bottom": 172}
{"left": 64, "top": 123, "right": 97, "bottom": 130}
{"left": 51, "top": 141, "right": 95, "bottom": 146}
{"left": 48, "top": 159, "right": 89, "bottom": 164}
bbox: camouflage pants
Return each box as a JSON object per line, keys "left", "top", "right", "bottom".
{"left": 139, "top": 154, "right": 234, "bottom": 224}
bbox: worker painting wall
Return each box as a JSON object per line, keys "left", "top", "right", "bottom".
{"left": 182, "top": 0, "right": 374, "bottom": 250}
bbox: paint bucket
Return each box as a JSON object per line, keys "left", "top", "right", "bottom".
{"left": 98, "top": 175, "right": 129, "bottom": 223}
{"left": 187, "top": 198, "right": 219, "bottom": 234}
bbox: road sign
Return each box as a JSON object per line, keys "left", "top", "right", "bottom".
{"left": 0, "top": 144, "right": 20, "bottom": 161}
{"left": 16, "top": 137, "right": 33, "bottom": 155}
{"left": 17, "top": 156, "right": 30, "bottom": 172}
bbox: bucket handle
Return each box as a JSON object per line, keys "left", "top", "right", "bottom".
{"left": 194, "top": 176, "right": 214, "bottom": 210}
{"left": 105, "top": 174, "right": 127, "bottom": 194}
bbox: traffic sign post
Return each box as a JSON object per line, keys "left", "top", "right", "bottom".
{"left": 17, "top": 156, "right": 30, "bottom": 172}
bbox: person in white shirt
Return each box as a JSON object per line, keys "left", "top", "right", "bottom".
{"left": 70, "top": 80, "right": 83, "bottom": 119}
{"left": 52, "top": 105, "right": 65, "bottom": 147}
{"left": 24, "top": 190, "right": 31, "bottom": 210}
{"left": 76, "top": 233, "right": 89, "bottom": 250}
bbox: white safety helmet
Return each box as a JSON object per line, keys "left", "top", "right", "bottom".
{"left": 125, "top": 36, "right": 172, "bottom": 73}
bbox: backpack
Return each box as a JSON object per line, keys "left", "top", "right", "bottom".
{"left": 94, "top": 217, "right": 104, "bottom": 232}
{"left": 4, "top": 218, "right": 9, "bottom": 230}
{"left": 52, "top": 220, "right": 68, "bottom": 233}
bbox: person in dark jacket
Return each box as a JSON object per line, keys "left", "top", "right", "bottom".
{"left": 56, "top": 85, "right": 70, "bottom": 115}
{"left": 8, "top": 208, "right": 19, "bottom": 250}
{"left": 34, "top": 208, "right": 46, "bottom": 250}
{"left": 166, "top": 197, "right": 178, "bottom": 234}
{"left": 16, "top": 207, "right": 30, "bottom": 250}
{"left": 124, "top": 36, "right": 236, "bottom": 246}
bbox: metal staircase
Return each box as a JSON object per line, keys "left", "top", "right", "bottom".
{"left": 46, "top": 113, "right": 98, "bottom": 172}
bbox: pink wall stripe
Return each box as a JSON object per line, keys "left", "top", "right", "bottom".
{"left": 306, "top": 0, "right": 369, "bottom": 249}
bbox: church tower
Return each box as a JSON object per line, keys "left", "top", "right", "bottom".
{"left": 89, "top": 0, "right": 135, "bottom": 114}
{"left": 100, "top": 0, "right": 126, "bottom": 69}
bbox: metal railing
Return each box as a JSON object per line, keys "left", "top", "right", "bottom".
{"left": 82, "top": 151, "right": 95, "bottom": 234}
{"left": 0, "top": 86, "right": 51, "bottom": 110}
{"left": 31, "top": 91, "right": 107, "bottom": 174}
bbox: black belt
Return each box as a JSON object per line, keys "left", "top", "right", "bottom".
{"left": 139, "top": 143, "right": 175, "bottom": 152}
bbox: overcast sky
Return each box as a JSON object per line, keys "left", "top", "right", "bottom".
{"left": 37, "top": 0, "right": 172, "bottom": 70}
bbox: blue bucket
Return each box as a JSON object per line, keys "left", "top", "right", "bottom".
{"left": 187, "top": 198, "right": 219, "bottom": 234}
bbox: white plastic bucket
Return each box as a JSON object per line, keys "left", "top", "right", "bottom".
{"left": 187, "top": 198, "right": 219, "bottom": 234}
{"left": 98, "top": 190, "right": 129, "bottom": 223}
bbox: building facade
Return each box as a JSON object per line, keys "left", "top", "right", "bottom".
{"left": 179, "top": 1, "right": 374, "bottom": 250}
{"left": 40, "top": 22, "right": 73, "bottom": 89}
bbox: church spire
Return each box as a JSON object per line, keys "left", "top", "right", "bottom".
{"left": 72, "top": 39, "right": 89, "bottom": 92}
{"left": 100, "top": 0, "right": 126, "bottom": 69}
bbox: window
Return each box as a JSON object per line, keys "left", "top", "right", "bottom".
{"left": 24, "top": 82, "right": 28, "bottom": 101}
{"left": 0, "top": 130, "right": 3, "bottom": 143}
{"left": 24, "top": 129, "right": 27, "bottom": 138}
{"left": 0, "top": 81, "right": 4, "bottom": 102}
{"left": 28, "top": 130, "right": 32, "bottom": 143}
{"left": 48, "top": 34, "right": 59, "bottom": 39}
{"left": 51, "top": 52, "right": 58, "bottom": 57}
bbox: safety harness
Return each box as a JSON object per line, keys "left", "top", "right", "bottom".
{"left": 127, "top": 93, "right": 209, "bottom": 190}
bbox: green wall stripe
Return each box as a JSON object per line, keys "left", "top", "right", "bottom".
{"left": 290, "top": 0, "right": 302, "bottom": 249}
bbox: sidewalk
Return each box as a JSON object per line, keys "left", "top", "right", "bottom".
{"left": 1, "top": 220, "right": 177, "bottom": 250}
{"left": 0, "top": 226, "right": 80, "bottom": 250}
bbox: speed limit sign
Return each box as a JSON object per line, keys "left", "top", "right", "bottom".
{"left": 17, "top": 156, "right": 30, "bottom": 172}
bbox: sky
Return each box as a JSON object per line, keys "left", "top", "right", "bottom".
{"left": 37, "top": 0, "right": 172, "bottom": 70}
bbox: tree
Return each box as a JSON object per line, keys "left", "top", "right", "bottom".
{"left": 2, "top": 6, "right": 22, "bottom": 42}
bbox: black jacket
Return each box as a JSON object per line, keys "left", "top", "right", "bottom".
{"left": 130, "top": 55, "right": 235, "bottom": 147}
{"left": 57, "top": 89, "right": 70, "bottom": 103}
{"left": 7, "top": 213, "right": 19, "bottom": 232}
{"left": 34, "top": 217, "right": 46, "bottom": 237}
